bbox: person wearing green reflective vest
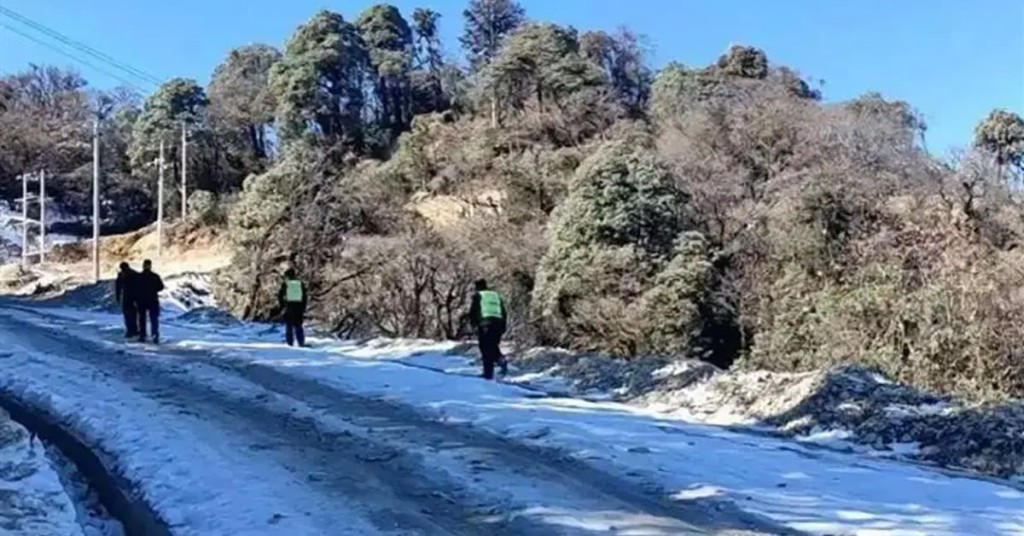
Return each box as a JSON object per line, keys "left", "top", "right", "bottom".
{"left": 278, "top": 268, "right": 308, "bottom": 347}
{"left": 469, "top": 279, "right": 508, "bottom": 380}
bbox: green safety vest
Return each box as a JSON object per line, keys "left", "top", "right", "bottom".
{"left": 478, "top": 290, "right": 503, "bottom": 319}
{"left": 285, "top": 280, "right": 304, "bottom": 303}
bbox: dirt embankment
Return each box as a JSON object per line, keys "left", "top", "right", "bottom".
{"left": 47, "top": 222, "right": 227, "bottom": 273}
{"left": 0, "top": 222, "right": 230, "bottom": 298}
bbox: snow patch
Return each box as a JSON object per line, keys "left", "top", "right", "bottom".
{"left": 672, "top": 486, "right": 724, "bottom": 501}
{"left": 44, "top": 445, "right": 125, "bottom": 536}
{"left": 159, "top": 273, "right": 216, "bottom": 313}
{"left": 0, "top": 205, "right": 83, "bottom": 263}
{"left": 0, "top": 408, "right": 84, "bottom": 536}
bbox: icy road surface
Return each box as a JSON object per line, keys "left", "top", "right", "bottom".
{"left": 3, "top": 298, "right": 1024, "bottom": 535}
{"left": 0, "top": 409, "right": 85, "bottom": 536}
{"left": 0, "top": 303, "right": 787, "bottom": 536}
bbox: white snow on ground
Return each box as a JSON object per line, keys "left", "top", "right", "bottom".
{"left": 0, "top": 205, "right": 83, "bottom": 262}
{"left": 0, "top": 408, "right": 84, "bottom": 536}
{"left": 0, "top": 335, "right": 394, "bottom": 536}
{"left": 160, "top": 273, "right": 217, "bottom": 313}
{"left": 44, "top": 445, "right": 125, "bottom": 536}
{"left": 148, "top": 351, "right": 714, "bottom": 535}
{"left": 18, "top": 305, "right": 1024, "bottom": 536}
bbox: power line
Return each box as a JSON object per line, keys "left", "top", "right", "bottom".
{"left": 0, "top": 5, "right": 161, "bottom": 85}
{"left": 0, "top": 5, "right": 161, "bottom": 87}
{"left": 1, "top": 22, "right": 148, "bottom": 92}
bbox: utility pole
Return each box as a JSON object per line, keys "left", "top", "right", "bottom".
{"left": 157, "top": 140, "right": 165, "bottom": 259}
{"left": 18, "top": 172, "right": 44, "bottom": 266}
{"left": 20, "top": 174, "right": 27, "bottom": 268}
{"left": 38, "top": 171, "right": 45, "bottom": 264}
{"left": 181, "top": 122, "right": 188, "bottom": 221}
{"left": 92, "top": 119, "right": 101, "bottom": 282}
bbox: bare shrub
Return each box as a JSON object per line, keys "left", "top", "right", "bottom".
{"left": 324, "top": 225, "right": 477, "bottom": 339}
{"left": 444, "top": 215, "right": 546, "bottom": 339}
{"left": 217, "top": 142, "right": 370, "bottom": 321}
{"left": 187, "top": 190, "right": 224, "bottom": 226}
{"left": 749, "top": 196, "right": 1024, "bottom": 399}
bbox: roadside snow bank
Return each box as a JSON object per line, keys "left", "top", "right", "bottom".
{"left": 650, "top": 365, "right": 1024, "bottom": 480}
{"left": 509, "top": 347, "right": 717, "bottom": 399}
{"left": 0, "top": 408, "right": 84, "bottom": 536}
{"left": 0, "top": 264, "right": 40, "bottom": 292}
{"left": 510, "top": 348, "right": 1024, "bottom": 480}
{"left": 158, "top": 273, "right": 216, "bottom": 313}
{"left": 13, "top": 271, "right": 216, "bottom": 313}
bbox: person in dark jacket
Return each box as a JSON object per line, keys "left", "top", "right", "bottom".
{"left": 469, "top": 279, "right": 507, "bottom": 380}
{"left": 278, "top": 268, "right": 308, "bottom": 347}
{"left": 115, "top": 262, "right": 138, "bottom": 338}
{"left": 135, "top": 259, "right": 164, "bottom": 344}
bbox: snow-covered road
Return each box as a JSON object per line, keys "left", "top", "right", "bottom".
{"left": 0, "top": 303, "right": 785, "bottom": 536}
{"left": 3, "top": 298, "right": 1024, "bottom": 535}
{"left": 0, "top": 408, "right": 84, "bottom": 536}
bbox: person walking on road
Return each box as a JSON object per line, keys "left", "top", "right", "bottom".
{"left": 278, "top": 268, "right": 308, "bottom": 347}
{"left": 115, "top": 262, "right": 139, "bottom": 338}
{"left": 135, "top": 259, "right": 164, "bottom": 344}
{"left": 469, "top": 279, "right": 508, "bottom": 380}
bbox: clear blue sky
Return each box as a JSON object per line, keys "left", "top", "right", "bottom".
{"left": 1, "top": 0, "right": 1021, "bottom": 153}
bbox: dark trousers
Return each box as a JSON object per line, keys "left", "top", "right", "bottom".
{"left": 122, "top": 303, "right": 138, "bottom": 337}
{"left": 285, "top": 305, "right": 306, "bottom": 347}
{"left": 137, "top": 303, "right": 160, "bottom": 341}
{"left": 478, "top": 322, "right": 505, "bottom": 380}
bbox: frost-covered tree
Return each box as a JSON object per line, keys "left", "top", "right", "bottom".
{"left": 580, "top": 29, "right": 652, "bottom": 116}
{"left": 480, "top": 22, "right": 604, "bottom": 128}
{"left": 269, "top": 10, "right": 371, "bottom": 149}
{"left": 975, "top": 109, "right": 1024, "bottom": 183}
{"left": 533, "top": 139, "right": 713, "bottom": 354}
{"left": 716, "top": 44, "right": 769, "bottom": 79}
{"left": 460, "top": 0, "right": 525, "bottom": 72}
{"left": 410, "top": 8, "right": 450, "bottom": 115}
{"left": 209, "top": 44, "right": 281, "bottom": 162}
{"left": 357, "top": 4, "right": 415, "bottom": 145}
{"left": 130, "top": 78, "right": 218, "bottom": 210}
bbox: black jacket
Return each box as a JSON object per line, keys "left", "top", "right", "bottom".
{"left": 135, "top": 271, "right": 165, "bottom": 306}
{"left": 469, "top": 291, "right": 507, "bottom": 329}
{"left": 115, "top": 269, "right": 138, "bottom": 307}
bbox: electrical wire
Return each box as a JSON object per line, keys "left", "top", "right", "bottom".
{"left": 0, "top": 5, "right": 161, "bottom": 85}
{"left": 0, "top": 5, "right": 160, "bottom": 87}
{"left": 1, "top": 22, "right": 148, "bottom": 91}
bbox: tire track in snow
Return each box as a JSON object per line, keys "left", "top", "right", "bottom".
{"left": 0, "top": 383, "right": 165, "bottom": 536}
{"left": 184, "top": 355, "right": 799, "bottom": 536}
{"left": 0, "top": 309, "right": 548, "bottom": 536}
{"left": 0, "top": 303, "right": 796, "bottom": 536}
